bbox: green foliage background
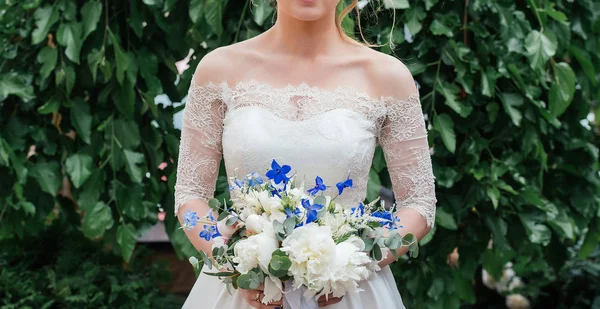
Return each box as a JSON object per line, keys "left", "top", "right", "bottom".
{"left": 1, "top": 0, "right": 599, "bottom": 308}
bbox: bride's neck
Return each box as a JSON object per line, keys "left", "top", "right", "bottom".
{"left": 264, "top": 9, "right": 344, "bottom": 58}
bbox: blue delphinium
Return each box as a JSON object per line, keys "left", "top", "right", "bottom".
{"left": 307, "top": 176, "right": 327, "bottom": 196}
{"left": 351, "top": 203, "right": 365, "bottom": 217}
{"left": 336, "top": 174, "right": 354, "bottom": 195}
{"left": 301, "top": 199, "right": 324, "bottom": 224}
{"left": 246, "top": 172, "right": 264, "bottom": 187}
{"left": 199, "top": 225, "right": 221, "bottom": 241}
{"left": 372, "top": 210, "right": 396, "bottom": 228}
{"left": 265, "top": 159, "right": 292, "bottom": 184}
{"left": 182, "top": 209, "right": 200, "bottom": 230}
{"left": 285, "top": 207, "right": 302, "bottom": 219}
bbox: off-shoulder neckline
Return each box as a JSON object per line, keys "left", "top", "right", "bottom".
{"left": 190, "top": 78, "right": 419, "bottom": 104}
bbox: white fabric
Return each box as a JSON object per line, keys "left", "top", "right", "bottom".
{"left": 175, "top": 79, "right": 438, "bottom": 308}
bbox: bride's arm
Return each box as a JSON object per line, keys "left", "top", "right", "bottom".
{"left": 375, "top": 62, "right": 438, "bottom": 268}
{"left": 174, "top": 55, "right": 227, "bottom": 256}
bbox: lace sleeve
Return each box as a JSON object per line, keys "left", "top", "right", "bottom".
{"left": 378, "top": 90, "right": 437, "bottom": 227}
{"left": 174, "top": 82, "right": 225, "bottom": 216}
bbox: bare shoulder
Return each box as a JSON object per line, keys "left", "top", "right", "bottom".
{"left": 357, "top": 47, "right": 418, "bottom": 99}
{"left": 192, "top": 41, "right": 256, "bottom": 85}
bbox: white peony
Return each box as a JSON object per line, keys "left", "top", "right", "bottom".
{"left": 233, "top": 226, "right": 278, "bottom": 274}
{"left": 320, "top": 236, "right": 373, "bottom": 298}
{"left": 245, "top": 214, "right": 269, "bottom": 235}
{"left": 281, "top": 223, "right": 337, "bottom": 292}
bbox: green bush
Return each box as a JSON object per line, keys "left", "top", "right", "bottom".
{"left": 0, "top": 223, "right": 183, "bottom": 309}
{"left": 1, "top": 0, "right": 598, "bottom": 308}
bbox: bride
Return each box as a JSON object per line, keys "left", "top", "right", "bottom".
{"left": 174, "top": 0, "right": 437, "bottom": 308}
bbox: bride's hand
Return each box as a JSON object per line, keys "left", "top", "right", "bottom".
{"left": 317, "top": 293, "right": 343, "bottom": 307}
{"left": 240, "top": 283, "right": 283, "bottom": 309}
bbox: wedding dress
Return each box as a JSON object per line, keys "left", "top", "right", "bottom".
{"left": 174, "top": 79, "right": 437, "bottom": 309}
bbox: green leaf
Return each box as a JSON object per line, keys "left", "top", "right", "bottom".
{"left": 189, "top": 0, "right": 204, "bottom": 23}
{"left": 31, "top": 161, "right": 60, "bottom": 197}
{"left": 71, "top": 100, "right": 92, "bottom": 144}
{"left": 77, "top": 169, "right": 105, "bottom": 212}
{"left": 579, "top": 217, "right": 600, "bottom": 259}
{"left": 32, "top": 5, "right": 60, "bottom": 44}
{"left": 82, "top": 202, "right": 114, "bottom": 239}
{"left": 383, "top": 0, "right": 409, "bottom": 9}
{"left": 520, "top": 214, "right": 552, "bottom": 246}
{"left": 486, "top": 186, "right": 500, "bottom": 209}
{"left": 65, "top": 153, "right": 93, "bottom": 189}
{"left": 37, "top": 46, "right": 58, "bottom": 82}
{"left": 117, "top": 223, "right": 137, "bottom": 262}
{"left": 433, "top": 113, "right": 456, "bottom": 153}
{"left": 81, "top": 1, "right": 102, "bottom": 40}
{"left": 38, "top": 97, "right": 61, "bottom": 115}
{"left": 435, "top": 208, "right": 457, "bottom": 230}
{"left": 204, "top": 0, "right": 223, "bottom": 35}
{"left": 549, "top": 62, "right": 576, "bottom": 118}
{"left": 123, "top": 150, "right": 145, "bottom": 183}
{"left": 525, "top": 30, "right": 557, "bottom": 69}
{"left": 57, "top": 22, "right": 83, "bottom": 64}
{"left": 111, "top": 118, "right": 141, "bottom": 149}
{"left": 112, "top": 78, "right": 136, "bottom": 119}
{"left": 0, "top": 73, "right": 35, "bottom": 102}
{"left": 253, "top": 0, "right": 273, "bottom": 26}
{"left": 437, "top": 82, "right": 472, "bottom": 118}
{"left": 499, "top": 93, "right": 524, "bottom": 127}
{"left": 237, "top": 272, "right": 261, "bottom": 290}
{"left": 430, "top": 20, "right": 453, "bottom": 37}
{"left": 569, "top": 45, "right": 597, "bottom": 85}
{"left": 87, "top": 48, "right": 103, "bottom": 83}
{"left": 110, "top": 32, "right": 129, "bottom": 85}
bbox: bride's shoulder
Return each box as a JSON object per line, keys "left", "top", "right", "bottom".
{"left": 357, "top": 47, "right": 418, "bottom": 100}
{"left": 192, "top": 41, "right": 257, "bottom": 86}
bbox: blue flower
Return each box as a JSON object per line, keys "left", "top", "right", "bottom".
{"left": 372, "top": 211, "right": 394, "bottom": 228}
{"left": 246, "top": 172, "right": 264, "bottom": 187}
{"left": 307, "top": 176, "right": 327, "bottom": 195}
{"left": 199, "top": 225, "right": 221, "bottom": 241}
{"left": 182, "top": 209, "right": 200, "bottom": 230}
{"left": 285, "top": 207, "right": 302, "bottom": 219}
{"left": 301, "top": 199, "right": 324, "bottom": 224}
{"left": 351, "top": 203, "right": 365, "bottom": 217}
{"left": 335, "top": 175, "right": 354, "bottom": 195}
{"left": 265, "top": 159, "right": 292, "bottom": 184}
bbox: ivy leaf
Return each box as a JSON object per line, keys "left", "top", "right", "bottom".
{"left": 110, "top": 32, "right": 129, "bottom": 85}
{"left": 38, "top": 97, "right": 61, "bottom": 115}
{"left": 383, "top": 0, "right": 409, "bottom": 9}
{"left": 430, "top": 20, "right": 453, "bottom": 37}
{"left": 123, "top": 149, "right": 145, "bottom": 183}
{"left": 77, "top": 169, "right": 105, "bottom": 212}
{"left": 65, "top": 153, "right": 93, "bottom": 189}
{"left": 81, "top": 0, "right": 102, "bottom": 40}
{"left": 112, "top": 78, "right": 136, "bottom": 119}
{"left": 189, "top": 0, "right": 204, "bottom": 24}
{"left": 204, "top": 0, "right": 223, "bottom": 35}
{"left": 525, "top": 30, "right": 557, "bottom": 70}
{"left": 117, "top": 223, "right": 137, "bottom": 262}
{"left": 499, "top": 93, "right": 524, "bottom": 127}
{"left": 253, "top": 0, "right": 273, "bottom": 26}
{"left": 549, "top": 62, "right": 576, "bottom": 118}
{"left": 31, "top": 161, "right": 61, "bottom": 197}
{"left": 435, "top": 207, "right": 457, "bottom": 230}
{"left": 57, "top": 22, "right": 83, "bottom": 64}
{"left": 36, "top": 46, "right": 58, "bottom": 82}
{"left": 0, "top": 73, "right": 35, "bottom": 102}
{"left": 71, "top": 100, "right": 92, "bottom": 144}
{"left": 32, "top": 5, "right": 60, "bottom": 44}
{"left": 437, "top": 82, "right": 472, "bottom": 118}
{"left": 87, "top": 48, "right": 103, "bottom": 83}
{"left": 433, "top": 113, "right": 456, "bottom": 153}
{"left": 569, "top": 45, "right": 597, "bottom": 85}
{"left": 486, "top": 186, "right": 500, "bottom": 209}
{"left": 82, "top": 201, "right": 114, "bottom": 239}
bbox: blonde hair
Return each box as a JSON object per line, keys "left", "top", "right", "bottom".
{"left": 336, "top": 0, "right": 395, "bottom": 49}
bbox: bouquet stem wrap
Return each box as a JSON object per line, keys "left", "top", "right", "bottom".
{"left": 283, "top": 280, "right": 318, "bottom": 309}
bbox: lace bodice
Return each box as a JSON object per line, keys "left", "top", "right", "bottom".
{"left": 174, "top": 79, "right": 437, "bottom": 227}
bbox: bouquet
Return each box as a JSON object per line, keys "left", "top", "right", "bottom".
{"left": 182, "top": 159, "right": 418, "bottom": 308}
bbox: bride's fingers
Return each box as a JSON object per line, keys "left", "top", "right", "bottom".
{"left": 317, "top": 294, "right": 343, "bottom": 307}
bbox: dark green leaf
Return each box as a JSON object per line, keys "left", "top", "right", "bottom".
{"left": 434, "top": 113, "right": 456, "bottom": 153}
{"left": 117, "top": 223, "right": 137, "bottom": 262}
{"left": 123, "top": 150, "right": 145, "bottom": 183}
{"left": 32, "top": 6, "right": 60, "bottom": 44}
{"left": 65, "top": 153, "right": 93, "bottom": 189}
{"left": 82, "top": 202, "right": 114, "bottom": 239}
{"left": 31, "top": 161, "right": 60, "bottom": 197}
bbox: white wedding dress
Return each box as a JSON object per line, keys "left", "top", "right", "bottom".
{"left": 174, "top": 79, "right": 437, "bottom": 309}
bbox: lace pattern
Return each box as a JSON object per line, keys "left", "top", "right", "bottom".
{"left": 174, "top": 79, "right": 437, "bottom": 227}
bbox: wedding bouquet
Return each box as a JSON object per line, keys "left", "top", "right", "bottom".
{"left": 182, "top": 159, "right": 418, "bottom": 308}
